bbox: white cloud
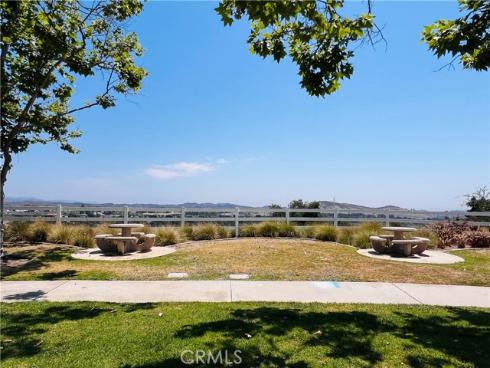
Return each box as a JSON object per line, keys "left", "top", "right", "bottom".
{"left": 216, "top": 158, "right": 231, "bottom": 165}
{"left": 145, "top": 162, "right": 214, "bottom": 180}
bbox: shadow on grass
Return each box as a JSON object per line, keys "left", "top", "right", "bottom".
{"left": 0, "top": 245, "right": 74, "bottom": 279}
{"left": 1, "top": 303, "right": 156, "bottom": 360}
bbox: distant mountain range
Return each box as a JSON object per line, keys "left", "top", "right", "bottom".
{"left": 319, "top": 201, "right": 405, "bottom": 211}
{"left": 7, "top": 197, "right": 407, "bottom": 210}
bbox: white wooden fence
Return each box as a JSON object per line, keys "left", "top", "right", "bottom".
{"left": 4, "top": 205, "right": 490, "bottom": 236}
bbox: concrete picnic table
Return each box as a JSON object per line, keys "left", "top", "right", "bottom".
{"left": 109, "top": 223, "right": 144, "bottom": 237}
{"left": 382, "top": 226, "right": 416, "bottom": 240}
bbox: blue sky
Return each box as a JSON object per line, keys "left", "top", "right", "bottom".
{"left": 7, "top": 1, "right": 489, "bottom": 210}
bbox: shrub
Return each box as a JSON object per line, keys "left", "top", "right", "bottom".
{"left": 5, "top": 221, "right": 31, "bottom": 242}
{"left": 48, "top": 225, "right": 75, "bottom": 245}
{"left": 337, "top": 228, "right": 355, "bottom": 245}
{"left": 155, "top": 228, "right": 178, "bottom": 246}
{"left": 430, "top": 222, "right": 470, "bottom": 248}
{"left": 215, "top": 225, "right": 230, "bottom": 239}
{"left": 277, "top": 222, "right": 298, "bottom": 237}
{"left": 300, "top": 226, "right": 316, "bottom": 238}
{"left": 459, "top": 230, "right": 490, "bottom": 248}
{"left": 256, "top": 222, "right": 280, "bottom": 237}
{"left": 191, "top": 224, "right": 216, "bottom": 240}
{"left": 359, "top": 222, "right": 382, "bottom": 233}
{"left": 72, "top": 226, "right": 95, "bottom": 247}
{"left": 240, "top": 224, "right": 258, "bottom": 237}
{"left": 94, "top": 223, "right": 118, "bottom": 236}
{"left": 314, "top": 225, "right": 338, "bottom": 242}
{"left": 29, "top": 221, "right": 51, "bottom": 242}
{"left": 353, "top": 231, "right": 372, "bottom": 249}
{"left": 181, "top": 226, "right": 194, "bottom": 240}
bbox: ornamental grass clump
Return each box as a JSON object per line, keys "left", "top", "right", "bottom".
{"left": 155, "top": 228, "right": 178, "bottom": 246}
{"left": 191, "top": 224, "right": 217, "bottom": 240}
{"left": 240, "top": 224, "right": 258, "bottom": 237}
{"left": 48, "top": 224, "right": 75, "bottom": 245}
{"left": 256, "top": 222, "right": 281, "bottom": 237}
{"left": 5, "top": 221, "right": 31, "bottom": 242}
{"left": 337, "top": 227, "right": 355, "bottom": 245}
{"left": 73, "top": 226, "right": 95, "bottom": 248}
{"left": 353, "top": 230, "right": 372, "bottom": 249}
{"left": 29, "top": 221, "right": 51, "bottom": 242}
{"left": 314, "top": 225, "right": 338, "bottom": 242}
{"left": 277, "top": 222, "right": 298, "bottom": 237}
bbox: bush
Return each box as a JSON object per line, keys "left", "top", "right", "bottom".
{"left": 155, "top": 228, "right": 178, "bottom": 246}
{"left": 256, "top": 222, "right": 280, "bottom": 237}
{"left": 240, "top": 224, "right": 258, "bottom": 237}
{"left": 359, "top": 222, "right": 382, "bottom": 233}
{"left": 48, "top": 225, "right": 75, "bottom": 245}
{"left": 459, "top": 230, "right": 490, "bottom": 248}
{"left": 73, "top": 226, "right": 95, "bottom": 247}
{"left": 191, "top": 224, "right": 217, "bottom": 241}
{"left": 181, "top": 226, "right": 194, "bottom": 240}
{"left": 430, "top": 222, "right": 470, "bottom": 248}
{"left": 314, "top": 225, "right": 338, "bottom": 242}
{"left": 277, "top": 223, "right": 298, "bottom": 237}
{"left": 337, "top": 228, "right": 355, "bottom": 245}
{"left": 29, "top": 221, "right": 51, "bottom": 242}
{"left": 353, "top": 231, "right": 372, "bottom": 249}
{"left": 215, "top": 225, "right": 230, "bottom": 239}
{"left": 94, "top": 223, "right": 118, "bottom": 236}
{"left": 300, "top": 226, "right": 316, "bottom": 238}
{"left": 5, "top": 221, "right": 31, "bottom": 242}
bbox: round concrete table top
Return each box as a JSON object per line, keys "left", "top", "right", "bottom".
{"left": 109, "top": 223, "right": 144, "bottom": 228}
{"left": 382, "top": 226, "right": 417, "bottom": 232}
{"left": 357, "top": 248, "right": 464, "bottom": 264}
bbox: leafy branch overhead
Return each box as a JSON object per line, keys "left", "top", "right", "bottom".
{"left": 422, "top": 0, "right": 489, "bottom": 71}
{"left": 216, "top": 0, "right": 374, "bottom": 97}
{"left": 217, "top": 0, "right": 489, "bottom": 97}
{"left": 1, "top": 0, "right": 147, "bottom": 160}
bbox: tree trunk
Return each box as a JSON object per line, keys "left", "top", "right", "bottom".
{"left": 0, "top": 147, "right": 12, "bottom": 257}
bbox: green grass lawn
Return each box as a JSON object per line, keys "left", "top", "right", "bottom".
{"left": 2, "top": 239, "right": 490, "bottom": 286}
{"left": 1, "top": 302, "right": 489, "bottom": 368}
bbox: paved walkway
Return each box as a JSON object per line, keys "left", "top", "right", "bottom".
{"left": 1, "top": 281, "right": 489, "bottom": 307}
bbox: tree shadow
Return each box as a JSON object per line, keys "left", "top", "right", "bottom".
{"left": 1, "top": 245, "right": 74, "bottom": 279}
{"left": 394, "top": 307, "right": 490, "bottom": 367}
{"left": 39, "top": 269, "right": 78, "bottom": 279}
{"left": 172, "top": 306, "right": 489, "bottom": 367}
{"left": 2, "top": 290, "right": 47, "bottom": 301}
{"left": 1, "top": 302, "right": 156, "bottom": 361}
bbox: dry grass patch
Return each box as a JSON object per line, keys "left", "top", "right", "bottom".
{"left": 2, "top": 239, "right": 489, "bottom": 285}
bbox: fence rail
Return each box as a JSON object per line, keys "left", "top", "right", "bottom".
{"left": 4, "top": 205, "right": 490, "bottom": 231}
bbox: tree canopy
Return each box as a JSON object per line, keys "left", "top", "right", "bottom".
{"left": 217, "top": 0, "right": 489, "bottom": 97}
{"left": 0, "top": 0, "right": 147, "bottom": 197}
{"left": 423, "top": 0, "right": 490, "bottom": 71}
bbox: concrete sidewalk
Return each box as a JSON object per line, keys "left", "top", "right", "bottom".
{"left": 1, "top": 281, "right": 489, "bottom": 307}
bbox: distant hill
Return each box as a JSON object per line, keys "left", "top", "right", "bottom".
{"left": 5, "top": 197, "right": 251, "bottom": 209}
{"left": 319, "top": 201, "right": 406, "bottom": 211}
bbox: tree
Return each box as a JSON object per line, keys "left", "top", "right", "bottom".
{"left": 466, "top": 186, "right": 490, "bottom": 212}
{"left": 216, "top": 0, "right": 489, "bottom": 97}
{"left": 268, "top": 203, "right": 283, "bottom": 218}
{"left": 289, "top": 199, "right": 320, "bottom": 221}
{"left": 423, "top": 0, "right": 489, "bottom": 71}
{"left": 0, "top": 0, "right": 147, "bottom": 244}
{"left": 216, "top": 0, "right": 375, "bottom": 97}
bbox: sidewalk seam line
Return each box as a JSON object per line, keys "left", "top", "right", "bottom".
{"left": 392, "top": 283, "right": 423, "bottom": 304}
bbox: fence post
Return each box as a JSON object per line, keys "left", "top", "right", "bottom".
{"left": 180, "top": 207, "right": 185, "bottom": 228}
{"left": 285, "top": 208, "right": 290, "bottom": 224}
{"left": 56, "top": 204, "right": 62, "bottom": 225}
{"left": 235, "top": 207, "right": 240, "bottom": 238}
{"left": 334, "top": 209, "right": 338, "bottom": 227}
{"left": 123, "top": 206, "right": 129, "bottom": 224}
{"left": 385, "top": 212, "right": 390, "bottom": 227}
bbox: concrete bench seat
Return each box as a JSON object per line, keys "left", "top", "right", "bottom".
{"left": 105, "top": 236, "right": 138, "bottom": 255}
{"left": 392, "top": 239, "right": 423, "bottom": 257}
